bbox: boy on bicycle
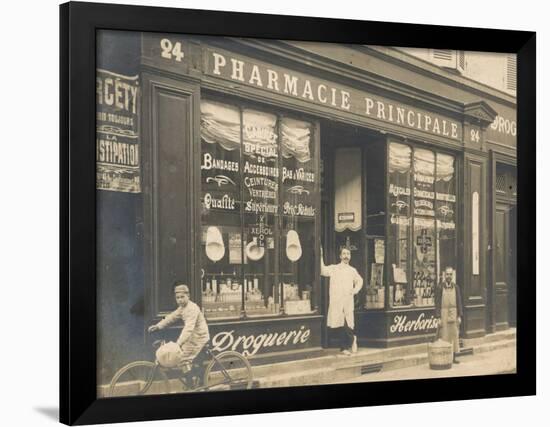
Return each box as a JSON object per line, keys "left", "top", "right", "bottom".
{"left": 148, "top": 282, "right": 210, "bottom": 369}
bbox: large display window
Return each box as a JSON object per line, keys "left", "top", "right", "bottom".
{"left": 200, "top": 99, "right": 319, "bottom": 320}
{"left": 435, "top": 153, "right": 457, "bottom": 280}
{"left": 386, "top": 142, "right": 457, "bottom": 308}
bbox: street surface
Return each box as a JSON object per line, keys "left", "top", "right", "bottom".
{"left": 329, "top": 346, "right": 516, "bottom": 384}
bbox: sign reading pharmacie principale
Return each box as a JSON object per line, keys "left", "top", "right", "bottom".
{"left": 96, "top": 69, "right": 141, "bottom": 193}
{"left": 204, "top": 49, "right": 463, "bottom": 142}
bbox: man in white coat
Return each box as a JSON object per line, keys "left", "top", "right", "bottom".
{"left": 321, "top": 246, "right": 363, "bottom": 355}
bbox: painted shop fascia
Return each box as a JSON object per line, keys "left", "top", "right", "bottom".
{"left": 96, "top": 31, "right": 516, "bottom": 383}
{"left": 278, "top": 41, "right": 516, "bottom": 153}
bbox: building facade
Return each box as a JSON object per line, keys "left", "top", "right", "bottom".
{"left": 96, "top": 31, "right": 517, "bottom": 385}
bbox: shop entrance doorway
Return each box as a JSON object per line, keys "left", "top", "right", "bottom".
{"left": 507, "top": 205, "right": 517, "bottom": 327}
{"left": 489, "top": 161, "right": 517, "bottom": 332}
{"left": 319, "top": 120, "right": 386, "bottom": 348}
{"left": 494, "top": 203, "right": 517, "bottom": 329}
{"left": 492, "top": 159, "right": 517, "bottom": 330}
{"left": 320, "top": 123, "right": 367, "bottom": 348}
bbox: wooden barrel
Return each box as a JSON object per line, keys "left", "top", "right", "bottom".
{"left": 428, "top": 339, "right": 453, "bottom": 370}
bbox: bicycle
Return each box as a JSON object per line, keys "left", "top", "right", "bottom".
{"left": 107, "top": 340, "right": 253, "bottom": 397}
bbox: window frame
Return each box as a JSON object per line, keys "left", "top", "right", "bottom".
{"left": 199, "top": 94, "right": 322, "bottom": 321}
{"left": 385, "top": 139, "right": 459, "bottom": 310}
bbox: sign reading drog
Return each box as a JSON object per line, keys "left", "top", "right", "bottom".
{"left": 96, "top": 69, "right": 141, "bottom": 193}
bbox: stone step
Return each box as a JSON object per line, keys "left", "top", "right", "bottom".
{"left": 473, "top": 338, "right": 516, "bottom": 354}
{"left": 251, "top": 342, "right": 432, "bottom": 379}
{"left": 462, "top": 328, "right": 516, "bottom": 347}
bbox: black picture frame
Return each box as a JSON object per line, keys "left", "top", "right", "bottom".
{"left": 60, "top": 1, "right": 536, "bottom": 425}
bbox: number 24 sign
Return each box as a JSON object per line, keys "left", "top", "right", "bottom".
{"left": 470, "top": 128, "right": 480, "bottom": 143}
{"left": 160, "top": 38, "right": 184, "bottom": 62}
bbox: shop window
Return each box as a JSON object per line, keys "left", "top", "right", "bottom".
{"left": 242, "top": 109, "right": 279, "bottom": 317}
{"left": 200, "top": 101, "right": 243, "bottom": 319}
{"left": 386, "top": 143, "right": 456, "bottom": 309}
{"left": 435, "top": 153, "right": 457, "bottom": 283}
{"left": 387, "top": 143, "right": 412, "bottom": 307}
{"left": 200, "top": 100, "right": 318, "bottom": 320}
{"left": 364, "top": 141, "right": 388, "bottom": 310}
{"left": 412, "top": 149, "right": 436, "bottom": 307}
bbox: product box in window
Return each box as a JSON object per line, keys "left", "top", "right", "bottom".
{"left": 284, "top": 299, "right": 311, "bottom": 315}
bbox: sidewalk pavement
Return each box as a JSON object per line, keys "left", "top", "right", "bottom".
{"left": 253, "top": 329, "right": 516, "bottom": 388}
{"left": 329, "top": 346, "right": 516, "bottom": 384}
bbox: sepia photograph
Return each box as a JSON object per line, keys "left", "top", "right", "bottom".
{"left": 0, "top": 0, "right": 542, "bottom": 426}
{"left": 96, "top": 29, "right": 518, "bottom": 398}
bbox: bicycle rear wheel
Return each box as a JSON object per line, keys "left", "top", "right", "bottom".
{"left": 107, "top": 361, "right": 170, "bottom": 397}
{"left": 204, "top": 351, "right": 253, "bottom": 391}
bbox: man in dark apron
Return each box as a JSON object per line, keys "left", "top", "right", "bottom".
{"left": 435, "top": 266, "right": 463, "bottom": 364}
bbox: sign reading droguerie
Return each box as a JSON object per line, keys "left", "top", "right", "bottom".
{"left": 209, "top": 319, "right": 321, "bottom": 357}
{"left": 96, "top": 69, "right": 141, "bottom": 193}
{"left": 205, "top": 49, "right": 463, "bottom": 142}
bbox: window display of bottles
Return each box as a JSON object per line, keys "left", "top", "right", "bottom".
{"left": 202, "top": 272, "right": 280, "bottom": 318}
{"left": 387, "top": 143, "right": 455, "bottom": 309}
{"left": 244, "top": 275, "right": 277, "bottom": 316}
{"left": 412, "top": 271, "right": 435, "bottom": 306}
{"left": 201, "top": 271, "right": 243, "bottom": 319}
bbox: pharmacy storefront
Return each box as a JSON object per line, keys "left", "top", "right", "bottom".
{"left": 96, "top": 31, "right": 516, "bottom": 383}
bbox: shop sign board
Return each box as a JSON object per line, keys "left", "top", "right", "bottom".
{"left": 96, "top": 69, "right": 141, "bottom": 193}
{"left": 388, "top": 309, "right": 438, "bottom": 336}
{"left": 338, "top": 212, "right": 355, "bottom": 223}
{"left": 485, "top": 104, "right": 517, "bottom": 148}
{"left": 204, "top": 48, "right": 463, "bottom": 142}
{"left": 209, "top": 318, "right": 321, "bottom": 357}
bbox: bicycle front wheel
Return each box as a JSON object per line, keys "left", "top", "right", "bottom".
{"left": 204, "top": 351, "right": 253, "bottom": 391}
{"left": 107, "top": 361, "right": 170, "bottom": 397}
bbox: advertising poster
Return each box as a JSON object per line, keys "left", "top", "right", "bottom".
{"left": 96, "top": 69, "right": 141, "bottom": 193}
